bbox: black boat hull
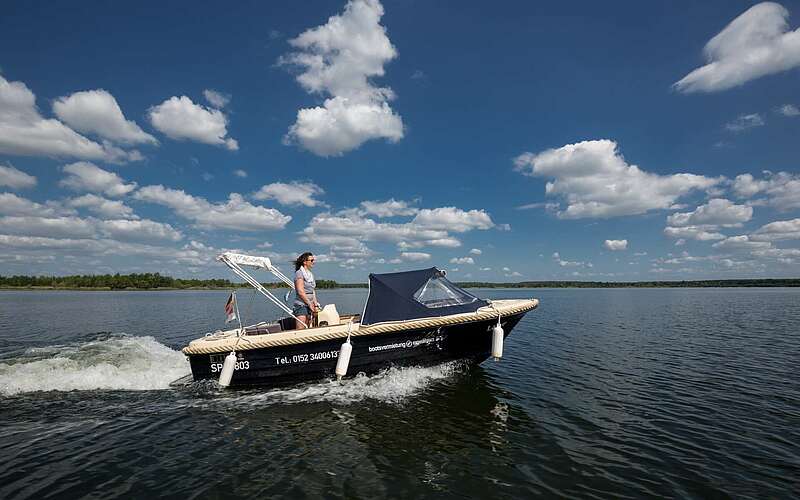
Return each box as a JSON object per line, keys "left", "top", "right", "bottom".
{"left": 188, "top": 312, "right": 526, "bottom": 387}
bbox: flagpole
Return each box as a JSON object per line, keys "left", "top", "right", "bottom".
{"left": 233, "top": 290, "right": 243, "bottom": 335}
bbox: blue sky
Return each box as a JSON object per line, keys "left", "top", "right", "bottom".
{"left": 1, "top": 0, "right": 799, "bottom": 282}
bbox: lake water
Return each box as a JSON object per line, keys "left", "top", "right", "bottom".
{"left": 1, "top": 288, "right": 798, "bottom": 499}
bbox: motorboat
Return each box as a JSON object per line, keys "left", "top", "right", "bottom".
{"left": 180, "top": 252, "right": 539, "bottom": 387}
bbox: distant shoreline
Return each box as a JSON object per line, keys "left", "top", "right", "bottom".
{"left": 2, "top": 278, "right": 799, "bottom": 291}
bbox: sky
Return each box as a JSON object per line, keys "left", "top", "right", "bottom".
{"left": 1, "top": 0, "right": 799, "bottom": 282}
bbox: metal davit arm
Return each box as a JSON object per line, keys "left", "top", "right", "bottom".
{"left": 217, "top": 253, "right": 307, "bottom": 329}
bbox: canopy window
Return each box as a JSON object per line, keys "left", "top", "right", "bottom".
{"left": 413, "top": 275, "right": 480, "bottom": 308}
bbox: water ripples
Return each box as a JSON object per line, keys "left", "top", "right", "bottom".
{"left": 0, "top": 288, "right": 799, "bottom": 498}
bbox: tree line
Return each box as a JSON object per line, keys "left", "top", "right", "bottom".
{"left": 0, "top": 273, "right": 348, "bottom": 290}
{"left": 1, "top": 274, "right": 798, "bottom": 290}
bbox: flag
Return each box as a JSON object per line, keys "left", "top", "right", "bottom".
{"left": 225, "top": 292, "right": 237, "bottom": 323}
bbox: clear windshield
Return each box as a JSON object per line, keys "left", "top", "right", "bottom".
{"left": 413, "top": 276, "right": 479, "bottom": 308}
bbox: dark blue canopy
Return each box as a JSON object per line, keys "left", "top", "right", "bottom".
{"left": 361, "top": 267, "right": 488, "bottom": 325}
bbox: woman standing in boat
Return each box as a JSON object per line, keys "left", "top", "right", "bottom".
{"left": 293, "top": 252, "right": 318, "bottom": 329}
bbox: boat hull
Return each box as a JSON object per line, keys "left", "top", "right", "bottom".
{"left": 187, "top": 311, "right": 527, "bottom": 387}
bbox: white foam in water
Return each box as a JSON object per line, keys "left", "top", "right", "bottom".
{"left": 0, "top": 336, "right": 190, "bottom": 396}
{"left": 240, "top": 361, "right": 463, "bottom": 406}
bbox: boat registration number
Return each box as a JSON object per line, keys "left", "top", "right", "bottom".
{"left": 209, "top": 360, "right": 250, "bottom": 372}
{"left": 274, "top": 350, "right": 339, "bottom": 365}
{"left": 208, "top": 353, "right": 250, "bottom": 372}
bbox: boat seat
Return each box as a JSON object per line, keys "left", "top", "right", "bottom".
{"left": 244, "top": 323, "right": 282, "bottom": 335}
{"left": 317, "top": 304, "right": 340, "bottom": 326}
{"left": 279, "top": 316, "right": 296, "bottom": 331}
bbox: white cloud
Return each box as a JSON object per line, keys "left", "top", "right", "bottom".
{"left": 0, "top": 234, "right": 98, "bottom": 251}
{"left": 360, "top": 198, "right": 418, "bottom": 217}
{"left": 0, "top": 215, "right": 95, "bottom": 238}
{"left": 302, "top": 212, "right": 452, "bottom": 248}
{"left": 52, "top": 89, "right": 157, "bottom": 145}
{"left": 712, "top": 235, "right": 772, "bottom": 251}
{"left": 479, "top": 267, "right": 491, "bottom": 271}
{"left": 398, "top": 238, "right": 461, "bottom": 249}
{"left": 653, "top": 252, "right": 756, "bottom": 270}
{"left": 97, "top": 219, "right": 183, "bottom": 243}
{"left": 704, "top": 186, "right": 727, "bottom": 198}
{"left": 657, "top": 252, "right": 697, "bottom": 264}
{"left": 469, "top": 248, "right": 482, "bottom": 255}
{"left": 732, "top": 171, "right": 800, "bottom": 210}
{"left": 674, "top": 2, "right": 800, "bottom": 93}
{"left": 666, "top": 198, "right": 752, "bottom": 227}
{"left": 300, "top": 205, "right": 494, "bottom": 255}
{"left": 285, "top": 98, "right": 403, "bottom": 157}
{"left": 752, "top": 247, "right": 800, "bottom": 259}
{"left": 777, "top": 104, "right": 800, "bottom": 116}
{"left": 134, "top": 185, "right": 291, "bottom": 231}
{"left": 252, "top": 181, "right": 325, "bottom": 207}
{"left": 400, "top": 251, "right": 430, "bottom": 262}
{"left": 148, "top": 96, "right": 238, "bottom": 150}
{"left": 750, "top": 218, "right": 800, "bottom": 241}
{"left": 0, "top": 198, "right": 180, "bottom": 245}
{"left": 732, "top": 173, "right": 767, "bottom": 198}
{"left": 514, "top": 139, "right": 719, "bottom": 218}
{"left": 203, "top": 89, "right": 231, "bottom": 108}
{"left": 0, "top": 164, "right": 36, "bottom": 189}
{"left": 233, "top": 169, "right": 248, "bottom": 178}
{"left": 604, "top": 239, "right": 628, "bottom": 251}
{"left": 0, "top": 234, "right": 216, "bottom": 266}
{"left": 68, "top": 194, "right": 137, "bottom": 219}
{"left": 0, "top": 193, "right": 66, "bottom": 217}
{"left": 322, "top": 240, "right": 375, "bottom": 265}
{"left": 0, "top": 254, "right": 56, "bottom": 265}
{"left": 412, "top": 207, "right": 494, "bottom": 232}
{"left": 59, "top": 162, "right": 137, "bottom": 197}
{"left": 281, "top": 0, "right": 404, "bottom": 156}
{"left": 725, "top": 113, "right": 765, "bottom": 132}
{"left": 664, "top": 226, "right": 726, "bottom": 241}
{"left": 0, "top": 75, "right": 142, "bottom": 163}
{"left": 449, "top": 256, "right": 474, "bottom": 265}
{"left": 552, "top": 251, "right": 591, "bottom": 268}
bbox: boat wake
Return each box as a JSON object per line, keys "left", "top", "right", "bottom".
{"left": 237, "top": 361, "right": 465, "bottom": 406}
{"left": 0, "top": 335, "right": 190, "bottom": 396}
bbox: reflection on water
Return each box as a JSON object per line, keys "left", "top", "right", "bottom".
{"left": 0, "top": 288, "right": 798, "bottom": 498}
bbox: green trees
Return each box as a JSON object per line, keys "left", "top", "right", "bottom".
{"left": 0, "top": 273, "right": 238, "bottom": 290}
{"left": 1, "top": 274, "right": 797, "bottom": 289}
{"left": 0, "top": 274, "right": 350, "bottom": 290}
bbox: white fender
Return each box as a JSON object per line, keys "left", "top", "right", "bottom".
{"left": 335, "top": 338, "right": 352, "bottom": 381}
{"left": 492, "top": 322, "right": 504, "bottom": 361}
{"left": 218, "top": 351, "right": 237, "bottom": 387}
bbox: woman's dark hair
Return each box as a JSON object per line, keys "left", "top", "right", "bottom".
{"left": 294, "top": 252, "right": 314, "bottom": 271}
